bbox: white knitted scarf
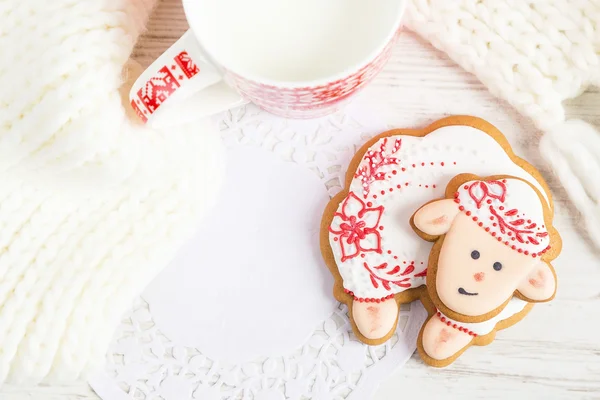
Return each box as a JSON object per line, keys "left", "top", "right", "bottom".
{"left": 1, "top": 0, "right": 599, "bottom": 386}
{"left": 0, "top": 0, "right": 224, "bottom": 384}
{"left": 406, "top": 0, "right": 600, "bottom": 245}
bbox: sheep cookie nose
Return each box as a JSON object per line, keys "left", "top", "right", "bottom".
{"left": 474, "top": 272, "right": 485, "bottom": 282}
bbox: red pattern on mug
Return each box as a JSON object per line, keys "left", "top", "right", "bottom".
{"left": 175, "top": 51, "right": 200, "bottom": 79}
{"left": 134, "top": 51, "right": 203, "bottom": 118}
{"left": 130, "top": 99, "right": 148, "bottom": 123}
{"left": 137, "top": 66, "right": 181, "bottom": 113}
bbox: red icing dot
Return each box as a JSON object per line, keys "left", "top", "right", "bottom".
{"left": 387, "top": 250, "right": 392, "bottom": 254}
{"left": 453, "top": 162, "right": 457, "bottom": 165}
{"left": 425, "top": 185, "right": 429, "bottom": 188}
{"left": 505, "top": 241, "right": 509, "bottom": 245}
{"left": 433, "top": 184, "right": 437, "bottom": 188}
{"left": 405, "top": 182, "right": 409, "bottom": 186}
{"left": 389, "top": 188, "right": 393, "bottom": 192}
{"left": 518, "top": 249, "right": 523, "bottom": 253}
{"left": 367, "top": 202, "right": 373, "bottom": 207}
{"left": 459, "top": 206, "right": 465, "bottom": 211}
{"left": 492, "top": 232, "right": 497, "bottom": 236}
{"left": 373, "top": 195, "right": 378, "bottom": 199}
{"left": 524, "top": 251, "right": 529, "bottom": 255}
{"left": 527, "top": 219, "right": 532, "bottom": 223}
{"left": 379, "top": 226, "right": 384, "bottom": 230}
{"left": 454, "top": 192, "right": 459, "bottom": 198}
{"left": 508, "top": 231, "right": 512, "bottom": 236}
{"left": 392, "top": 170, "right": 397, "bottom": 175}
{"left": 478, "top": 222, "right": 483, "bottom": 227}
{"left": 493, "top": 223, "right": 497, "bottom": 227}
{"left": 381, "top": 190, "right": 385, "bottom": 195}
{"left": 497, "top": 237, "right": 502, "bottom": 242}
{"left": 441, "top": 162, "right": 445, "bottom": 166}
{"left": 334, "top": 237, "right": 339, "bottom": 241}
{"left": 402, "top": 167, "right": 406, "bottom": 172}
{"left": 473, "top": 216, "right": 478, "bottom": 221}
{"left": 502, "top": 179, "right": 507, "bottom": 183}
{"left": 464, "top": 185, "right": 469, "bottom": 189}
{"left": 466, "top": 211, "right": 472, "bottom": 216}
{"left": 361, "top": 254, "right": 365, "bottom": 258}
{"left": 412, "top": 164, "right": 416, "bottom": 168}
{"left": 403, "top": 261, "right": 407, "bottom": 264}
{"left": 490, "top": 216, "right": 494, "bottom": 220}
{"left": 485, "top": 227, "right": 490, "bottom": 232}
{"left": 487, "top": 199, "right": 492, "bottom": 204}
{"left": 394, "top": 256, "right": 398, "bottom": 259}
{"left": 454, "top": 199, "right": 460, "bottom": 203}
{"left": 430, "top": 162, "right": 434, "bottom": 165}
{"left": 397, "top": 185, "right": 401, "bottom": 189}
{"left": 533, "top": 254, "right": 537, "bottom": 258}
{"left": 419, "top": 184, "right": 422, "bottom": 187}
{"left": 511, "top": 245, "right": 516, "bottom": 250}
{"left": 499, "top": 206, "right": 505, "bottom": 210}
{"left": 421, "top": 162, "right": 425, "bottom": 166}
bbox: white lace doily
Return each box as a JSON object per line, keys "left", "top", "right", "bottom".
{"left": 89, "top": 93, "right": 428, "bottom": 400}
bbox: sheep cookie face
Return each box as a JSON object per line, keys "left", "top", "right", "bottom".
{"left": 436, "top": 212, "right": 542, "bottom": 316}
{"left": 414, "top": 177, "right": 557, "bottom": 320}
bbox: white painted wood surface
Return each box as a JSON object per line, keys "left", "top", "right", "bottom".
{"left": 2, "top": 0, "right": 599, "bottom": 398}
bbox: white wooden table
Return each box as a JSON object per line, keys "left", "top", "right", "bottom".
{"left": 2, "top": 1, "right": 599, "bottom": 398}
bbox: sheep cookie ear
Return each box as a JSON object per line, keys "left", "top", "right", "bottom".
{"left": 516, "top": 260, "right": 557, "bottom": 302}
{"left": 413, "top": 199, "right": 460, "bottom": 237}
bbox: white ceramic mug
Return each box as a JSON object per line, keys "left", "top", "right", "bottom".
{"left": 130, "top": 0, "right": 406, "bottom": 126}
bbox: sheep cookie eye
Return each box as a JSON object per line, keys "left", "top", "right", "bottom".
{"left": 471, "top": 250, "right": 480, "bottom": 260}
{"left": 493, "top": 262, "right": 503, "bottom": 271}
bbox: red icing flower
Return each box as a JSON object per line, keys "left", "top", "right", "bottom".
{"left": 468, "top": 180, "right": 507, "bottom": 209}
{"left": 329, "top": 192, "right": 383, "bottom": 261}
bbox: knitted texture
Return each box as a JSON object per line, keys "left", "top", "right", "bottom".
{"left": 0, "top": 0, "right": 224, "bottom": 384}
{"left": 406, "top": 0, "right": 600, "bottom": 247}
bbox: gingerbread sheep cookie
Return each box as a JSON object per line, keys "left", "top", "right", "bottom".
{"left": 411, "top": 174, "right": 562, "bottom": 367}
{"left": 320, "top": 116, "right": 557, "bottom": 346}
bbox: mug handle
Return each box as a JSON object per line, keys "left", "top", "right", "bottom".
{"left": 129, "top": 30, "right": 247, "bottom": 128}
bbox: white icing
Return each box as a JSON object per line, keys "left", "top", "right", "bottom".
{"left": 438, "top": 297, "right": 528, "bottom": 336}
{"left": 456, "top": 179, "right": 550, "bottom": 255}
{"left": 328, "top": 125, "right": 550, "bottom": 300}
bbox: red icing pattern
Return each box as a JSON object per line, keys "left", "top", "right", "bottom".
{"left": 363, "top": 262, "right": 412, "bottom": 291}
{"left": 329, "top": 192, "right": 383, "bottom": 261}
{"left": 456, "top": 181, "right": 551, "bottom": 257}
{"left": 333, "top": 150, "right": 457, "bottom": 296}
{"left": 489, "top": 206, "right": 548, "bottom": 247}
{"left": 355, "top": 138, "right": 402, "bottom": 197}
{"left": 437, "top": 311, "right": 478, "bottom": 337}
{"left": 414, "top": 268, "right": 428, "bottom": 278}
{"left": 344, "top": 289, "right": 395, "bottom": 303}
{"left": 467, "top": 180, "right": 507, "bottom": 209}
